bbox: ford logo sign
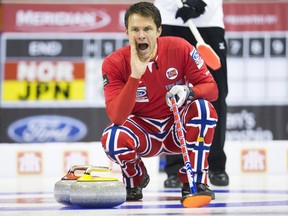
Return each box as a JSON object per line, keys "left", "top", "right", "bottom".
{"left": 8, "top": 115, "right": 87, "bottom": 143}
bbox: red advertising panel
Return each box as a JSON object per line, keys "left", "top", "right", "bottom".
{"left": 3, "top": 4, "right": 129, "bottom": 33}
{"left": 2, "top": 2, "right": 288, "bottom": 33}
{"left": 0, "top": 4, "right": 3, "bottom": 32}
{"left": 223, "top": 1, "right": 288, "bottom": 31}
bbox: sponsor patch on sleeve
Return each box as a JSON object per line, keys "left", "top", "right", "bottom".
{"left": 190, "top": 48, "right": 204, "bottom": 69}
{"left": 102, "top": 74, "right": 109, "bottom": 86}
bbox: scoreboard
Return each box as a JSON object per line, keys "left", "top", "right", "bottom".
{"left": 1, "top": 34, "right": 128, "bottom": 107}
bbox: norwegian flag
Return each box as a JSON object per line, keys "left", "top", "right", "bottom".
{"left": 179, "top": 99, "right": 217, "bottom": 184}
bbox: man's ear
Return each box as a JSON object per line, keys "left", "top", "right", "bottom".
{"left": 157, "top": 26, "right": 162, "bottom": 37}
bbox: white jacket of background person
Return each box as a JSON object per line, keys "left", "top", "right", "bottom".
{"left": 154, "top": 0, "right": 224, "bottom": 28}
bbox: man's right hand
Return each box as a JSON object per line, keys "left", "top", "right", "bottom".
{"left": 129, "top": 37, "right": 149, "bottom": 79}
{"left": 175, "top": 0, "right": 207, "bottom": 23}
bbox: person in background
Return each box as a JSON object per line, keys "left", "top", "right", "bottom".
{"left": 101, "top": 1, "right": 218, "bottom": 201}
{"left": 154, "top": 0, "right": 229, "bottom": 187}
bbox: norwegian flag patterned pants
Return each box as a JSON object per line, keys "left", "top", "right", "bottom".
{"left": 101, "top": 99, "right": 218, "bottom": 188}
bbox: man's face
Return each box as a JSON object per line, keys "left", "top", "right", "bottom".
{"left": 126, "top": 13, "right": 161, "bottom": 61}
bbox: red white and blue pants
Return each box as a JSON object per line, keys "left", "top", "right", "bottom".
{"left": 101, "top": 99, "right": 218, "bottom": 188}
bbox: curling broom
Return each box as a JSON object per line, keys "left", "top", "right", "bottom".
{"left": 170, "top": 97, "right": 211, "bottom": 208}
{"left": 176, "top": 0, "right": 221, "bottom": 70}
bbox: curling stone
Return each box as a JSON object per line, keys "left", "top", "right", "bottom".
{"left": 70, "top": 166, "right": 126, "bottom": 208}
{"left": 54, "top": 165, "right": 91, "bottom": 205}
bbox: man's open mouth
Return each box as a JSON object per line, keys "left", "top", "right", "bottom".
{"left": 138, "top": 43, "right": 148, "bottom": 50}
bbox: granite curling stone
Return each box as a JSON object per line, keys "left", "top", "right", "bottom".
{"left": 54, "top": 165, "right": 91, "bottom": 205}
{"left": 69, "top": 166, "right": 126, "bottom": 208}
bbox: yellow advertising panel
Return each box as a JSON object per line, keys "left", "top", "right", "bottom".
{"left": 3, "top": 80, "right": 85, "bottom": 101}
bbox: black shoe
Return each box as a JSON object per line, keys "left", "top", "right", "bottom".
{"left": 181, "top": 183, "right": 215, "bottom": 200}
{"left": 209, "top": 171, "right": 229, "bottom": 186}
{"left": 126, "top": 171, "right": 150, "bottom": 201}
{"left": 164, "top": 175, "right": 182, "bottom": 188}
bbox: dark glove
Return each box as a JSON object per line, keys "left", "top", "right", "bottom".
{"left": 175, "top": 0, "right": 207, "bottom": 22}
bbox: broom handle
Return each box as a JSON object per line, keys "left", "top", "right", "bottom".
{"left": 175, "top": 0, "right": 205, "bottom": 44}
{"left": 170, "top": 97, "right": 197, "bottom": 194}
